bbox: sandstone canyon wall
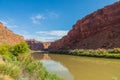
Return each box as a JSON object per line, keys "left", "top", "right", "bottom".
{"left": 26, "top": 39, "right": 51, "bottom": 50}
{"left": 43, "top": 42, "right": 51, "bottom": 50}
{"left": 0, "top": 22, "right": 24, "bottom": 45}
{"left": 49, "top": 1, "right": 120, "bottom": 50}
{"left": 26, "top": 39, "right": 44, "bottom": 50}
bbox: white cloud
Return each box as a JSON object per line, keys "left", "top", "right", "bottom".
{"left": 36, "top": 30, "right": 68, "bottom": 37}
{"left": 49, "top": 12, "right": 59, "bottom": 18}
{"left": 30, "top": 11, "right": 59, "bottom": 24}
{"left": 30, "top": 14, "right": 45, "bottom": 24}
{"left": 36, "top": 30, "right": 68, "bottom": 42}
{"left": 0, "top": 20, "right": 18, "bottom": 28}
{"left": 35, "top": 15, "right": 45, "bottom": 19}
{"left": 7, "top": 25, "right": 18, "bottom": 28}
{"left": 15, "top": 30, "right": 38, "bottom": 40}
{"left": 21, "top": 33, "right": 57, "bottom": 42}
{"left": 0, "top": 20, "right": 7, "bottom": 25}
{"left": 19, "top": 30, "right": 68, "bottom": 42}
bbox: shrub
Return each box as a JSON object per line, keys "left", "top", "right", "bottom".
{"left": 18, "top": 53, "right": 62, "bottom": 80}
{"left": 0, "top": 44, "right": 11, "bottom": 56}
{"left": 50, "top": 48, "right": 120, "bottom": 59}
{"left": 112, "top": 48, "right": 120, "bottom": 53}
{"left": 11, "top": 42, "right": 29, "bottom": 56}
{"left": 0, "top": 43, "right": 62, "bottom": 80}
{"left": 95, "top": 48, "right": 107, "bottom": 54}
{"left": 19, "top": 77, "right": 28, "bottom": 80}
{"left": 0, "top": 64, "right": 21, "bottom": 79}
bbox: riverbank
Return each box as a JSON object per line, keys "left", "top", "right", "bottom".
{"left": 49, "top": 48, "right": 120, "bottom": 59}
{"left": 0, "top": 42, "right": 62, "bottom": 80}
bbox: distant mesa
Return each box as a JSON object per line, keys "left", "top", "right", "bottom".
{"left": 0, "top": 22, "right": 24, "bottom": 45}
{"left": 26, "top": 39, "right": 51, "bottom": 50}
{"left": 49, "top": 1, "right": 120, "bottom": 50}
{"left": 26, "top": 39, "right": 44, "bottom": 50}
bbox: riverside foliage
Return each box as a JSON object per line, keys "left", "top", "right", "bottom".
{"left": 50, "top": 48, "right": 120, "bottom": 59}
{"left": 0, "top": 42, "right": 62, "bottom": 80}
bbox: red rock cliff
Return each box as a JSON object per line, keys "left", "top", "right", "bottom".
{"left": 0, "top": 22, "right": 24, "bottom": 45}
{"left": 43, "top": 42, "right": 51, "bottom": 50}
{"left": 49, "top": 1, "right": 120, "bottom": 50}
{"left": 26, "top": 39, "right": 44, "bottom": 50}
{"left": 26, "top": 39, "right": 51, "bottom": 50}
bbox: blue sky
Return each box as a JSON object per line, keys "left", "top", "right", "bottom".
{"left": 0, "top": 0, "right": 118, "bottom": 42}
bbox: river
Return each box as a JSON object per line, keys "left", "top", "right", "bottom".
{"left": 32, "top": 52, "right": 120, "bottom": 80}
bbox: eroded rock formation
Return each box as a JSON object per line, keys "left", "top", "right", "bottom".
{"left": 49, "top": 1, "right": 120, "bottom": 50}
{"left": 43, "top": 42, "right": 51, "bottom": 50}
{"left": 26, "top": 39, "right": 44, "bottom": 50}
{"left": 26, "top": 39, "right": 51, "bottom": 50}
{"left": 0, "top": 22, "right": 24, "bottom": 45}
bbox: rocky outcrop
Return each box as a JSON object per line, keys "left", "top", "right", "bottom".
{"left": 43, "top": 42, "right": 51, "bottom": 50}
{"left": 26, "top": 39, "right": 44, "bottom": 50}
{"left": 26, "top": 39, "right": 51, "bottom": 50}
{"left": 0, "top": 22, "right": 24, "bottom": 45}
{"left": 49, "top": 1, "right": 120, "bottom": 50}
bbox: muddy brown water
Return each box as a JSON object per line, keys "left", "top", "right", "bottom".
{"left": 32, "top": 52, "right": 120, "bottom": 80}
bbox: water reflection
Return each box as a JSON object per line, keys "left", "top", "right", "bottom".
{"left": 41, "top": 54, "right": 74, "bottom": 80}
{"left": 32, "top": 52, "right": 120, "bottom": 80}
{"left": 43, "top": 54, "right": 51, "bottom": 59}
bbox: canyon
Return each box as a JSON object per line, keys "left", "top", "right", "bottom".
{"left": 49, "top": 1, "right": 120, "bottom": 50}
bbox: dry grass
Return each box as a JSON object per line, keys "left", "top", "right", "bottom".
{"left": 0, "top": 56, "right": 4, "bottom": 64}
{"left": 0, "top": 74, "right": 14, "bottom": 80}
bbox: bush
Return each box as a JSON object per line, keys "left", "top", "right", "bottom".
{"left": 0, "top": 64, "right": 21, "bottom": 79}
{"left": 0, "top": 44, "right": 11, "bottom": 56}
{"left": 0, "top": 43, "right": 62, "bottom": 80}
{"left": 18, "top": 53, "right": 62, "bottom": 80}
{"left": 50, "top": 48, "right": 120, "bottom": 59}
{"left": 11, "top": 42, "right": 29, "bottom": 56}
{"left": 109, "top": 48, "right": 120, "bottom": 54}
{"left": 95, "top": 48, "right": 107, "bottom": 54}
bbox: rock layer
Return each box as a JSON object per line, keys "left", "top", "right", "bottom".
{"left": 49, "top": 1, "right": 120, "bottom": 50}
{"left": 0, "top": 22, "right": 24, "bottom": 45}
{"left": 26, "top": 39, "right": 51, "bottom": 50}
{"left": 26, "top": 39, "right": 44, "bottom": 50}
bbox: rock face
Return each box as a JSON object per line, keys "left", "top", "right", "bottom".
{"left": 26, "top": 39, "right": 51, "bottom": 50}
{"left": 49, "top": 1, "right": 120, "bottom": 50}
{"left": 26, "top": 39, "right": 44, "bottom": 50}
{"left": 43, "top": 42, "right": 51, "bottom": 50}
{"left": 0, "top": 22, "right": 24, "bottom": 45}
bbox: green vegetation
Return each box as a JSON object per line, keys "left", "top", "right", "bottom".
{"left": 50, "top": 48, "right": 120, "bottom": 59}
{"left": 0, "top": 44, "right": 11, "bottom": 56}
{"left": 11, "top": 42, "right": 29, "bottom": 56}
{"left": 0, "top": 64, "right": 21, "bottom": 79}
{"left": 18, "top": 53, "right": 62, "bottom": 80}
{"left": 0, "top": 42, "right": 62, "bottom": 80}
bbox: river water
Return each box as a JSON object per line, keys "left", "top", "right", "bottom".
{"left": 32, "top": 52, "right": 120, "bottom": 80}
